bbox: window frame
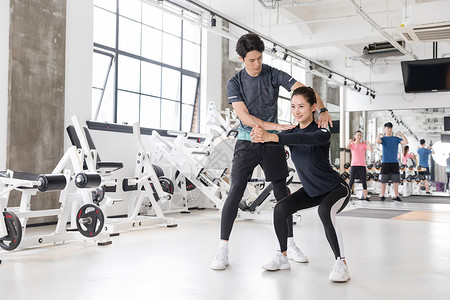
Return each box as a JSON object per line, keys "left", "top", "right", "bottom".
{"left": 92, "top": 0, "right": 201, "bottom": 131}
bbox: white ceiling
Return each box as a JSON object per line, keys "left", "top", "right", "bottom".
{"left": 259, "top": 0, "right": 450, "bottom": 142}
{"left": 257, "top": 0, "right": 450, "bottom": 59}
{"left": 194, "top": 0, "right": 450, "bottom": 142}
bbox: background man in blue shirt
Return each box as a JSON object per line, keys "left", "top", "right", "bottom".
{"left": 417, "top": 139, "right": 434, "bottom": 194}
{"left": 376, "top": 122, "right": 408, "bottom": 202}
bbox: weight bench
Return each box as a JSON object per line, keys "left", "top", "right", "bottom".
{"left": 66, "top": 125, "right": 123, "bottom": 174}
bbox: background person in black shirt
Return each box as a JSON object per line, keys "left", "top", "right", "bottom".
{"left": 251, "top": 86, "right": 351, "bottom": 282}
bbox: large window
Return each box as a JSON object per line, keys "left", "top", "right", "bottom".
{"left": 92, "top": 0, "right": 201, "bottom": 132}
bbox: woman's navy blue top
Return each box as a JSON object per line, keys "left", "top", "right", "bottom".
{"left": 277, "top": 121, "right": 342, "bottom": 197}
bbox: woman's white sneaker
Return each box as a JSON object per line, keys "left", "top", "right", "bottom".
{"left": 329, "top": 258, "right": 350, "bottom": 282}
{"left": 211, "top": 249, "right": 229, "bottom": 270}
{"left": 287, "top": 246, "right": 309, "bottom": 263}
{"left": 262, "top": 252, "right": 291, "bottom": 271}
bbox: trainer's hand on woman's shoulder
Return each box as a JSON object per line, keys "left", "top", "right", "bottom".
{"left": 317, "top": 111, "right": 332, "bottom": 128}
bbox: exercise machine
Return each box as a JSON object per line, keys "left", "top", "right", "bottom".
{"left": 0, "top": 169, "right": 109, "bottom": 251}
{"left": 64, "top": 116, "right": 177, "bottom": 234}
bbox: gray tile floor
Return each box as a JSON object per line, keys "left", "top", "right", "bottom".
{"left": 1, "top": 199, "right": 450, "bottom": 300}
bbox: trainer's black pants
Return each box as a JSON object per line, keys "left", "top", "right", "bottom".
{"left": 220, "top": 140, "right": 292, "bottom": 240}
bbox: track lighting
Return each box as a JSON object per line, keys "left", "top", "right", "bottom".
{"left": 271, "top": 44, "right": 277, "bottom": 54}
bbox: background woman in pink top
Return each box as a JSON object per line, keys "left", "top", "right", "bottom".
{"left": 346, "top": 130, "right": 373, "bottom": 201}
{"left": 401, "top": 145, "right": 415, "bottom": 166}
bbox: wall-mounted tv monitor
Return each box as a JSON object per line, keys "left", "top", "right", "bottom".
{"left": 445, "top": 116, "right": 450, "bottom": 131}
{"left": 401, "top": 58, "right": 450, "bottom": 93}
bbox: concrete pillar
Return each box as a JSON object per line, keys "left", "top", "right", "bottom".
{"left": 220, "top": 22, "right": 241, "bottom": 111}
{"left": 221, "top": 38, "right": 241, "bottom": 111}
{"left": 7, "top": 0, "right": 66, "bottom": 224}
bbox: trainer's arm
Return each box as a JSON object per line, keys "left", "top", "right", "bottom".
{"left": 250, "top": 125, "right": 279, "bottom": 143}
{"left": 232, "top": 102, "right": 295, "bottom": 131}
{"left": 251, "top": 125, "right": 330, "bottom": 146}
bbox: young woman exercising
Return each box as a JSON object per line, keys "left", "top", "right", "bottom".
{"left": 346, "top": 130, "right": 372, "bottom": 201}
{"left": 250, "top": 86, "right": 351, "bottom": 282}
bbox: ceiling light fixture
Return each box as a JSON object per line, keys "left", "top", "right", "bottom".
{"left": 271, "top": 44, "right": 277, "bottom": 54}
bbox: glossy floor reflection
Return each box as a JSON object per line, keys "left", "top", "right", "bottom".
{"left": 1, "top": 197, "right": 450, "bottom": 300}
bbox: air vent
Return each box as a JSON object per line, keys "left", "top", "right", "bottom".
{"left": 359, "top": 41, "right": 405, "bottom": 58}
{"left": 398, "top": 22, "right": 450, "bottom": 43}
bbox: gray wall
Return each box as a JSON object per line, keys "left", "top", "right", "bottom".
{"left": 221, "top": 36, "right": 241, "bottom": 111}
{"left": 7, "top": 0, "right": 66, "bottom": 223}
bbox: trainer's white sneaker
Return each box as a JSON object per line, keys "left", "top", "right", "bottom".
{"left": 329, "top": 258, "right": 350, "bottom": 282}
{"left": 262, "top": 252, "right": 291, "bottom": 271}
{"left": 211, "top": 249, "right": 229, "bottom": 270}
{"left": 287, "top": 246, "right": 309, "bottom": 263}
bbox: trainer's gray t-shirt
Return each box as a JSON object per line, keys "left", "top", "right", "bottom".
{"left": 227, "top": 64, "right": 296, "bottom": 140}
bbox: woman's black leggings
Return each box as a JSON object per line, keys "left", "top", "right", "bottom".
{"left": 221, "top": 178, "right": 292, "bottom": 240}
{"left": 273, "top": 181, "right": 350, "bottom": 259}
{"left": 348, "top": 166, "right": 367, "bottom": 190}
